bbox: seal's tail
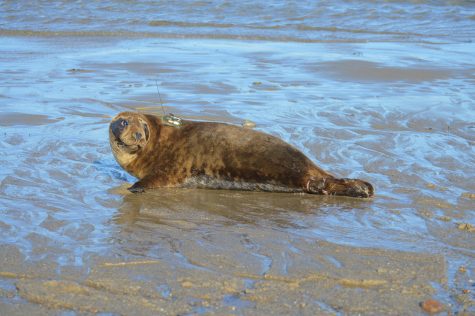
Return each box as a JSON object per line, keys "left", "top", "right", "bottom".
{"left": 306, "top": 177, "right": 374, "bottom": 198}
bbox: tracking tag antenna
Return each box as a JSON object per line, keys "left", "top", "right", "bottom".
{"left": 154, "top": 80, "right": 182, "bottom": 127}
{"left": 155, "top": 80, "right": 166, "bottom": 116}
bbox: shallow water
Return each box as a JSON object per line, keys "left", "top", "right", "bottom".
{"left": 1, "top": 1, "right": 475, "bottom": 314}
{"left": 2, "top": 0, "right": 475, "bottom": 43}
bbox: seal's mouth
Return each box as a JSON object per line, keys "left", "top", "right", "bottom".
{"left": 113, "top": 135, "right": 141, "bottom": 154}
{"left": 116, "top": 138, "right": 125, "bottom": 147}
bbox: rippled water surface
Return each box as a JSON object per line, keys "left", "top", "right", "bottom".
{"left": 1, "top": 1, "right": 474, "bottom": 314}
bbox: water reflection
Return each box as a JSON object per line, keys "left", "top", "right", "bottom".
{"left": 114, "top": 187, "right": 372, "bottom": 228}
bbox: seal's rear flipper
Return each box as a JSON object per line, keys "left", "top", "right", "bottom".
{"left": 306, "top": 177, "right": 374, "bottom": 198}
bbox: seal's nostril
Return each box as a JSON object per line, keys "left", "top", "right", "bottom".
{"left": 135, "top": 132, "right": 142, "bottom": 140}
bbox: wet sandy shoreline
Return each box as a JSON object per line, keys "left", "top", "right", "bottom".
{"left": 0, "top": 35, "right": 474, "bottom": 314}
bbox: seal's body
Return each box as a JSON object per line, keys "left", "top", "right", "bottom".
{"left": 109, "top": 112, "right": 373, "bottom": 198}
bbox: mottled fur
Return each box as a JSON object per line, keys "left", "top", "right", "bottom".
{"left": 109, "top": 112, "right": 374, "bottom": 198}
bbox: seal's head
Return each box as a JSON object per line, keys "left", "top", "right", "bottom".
{"left": 109, "top": 112, "right": 150, "bottom": 166}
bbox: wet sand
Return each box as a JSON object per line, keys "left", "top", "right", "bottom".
{"left": 0, "top": 35, "right": 474, "bottom": 315}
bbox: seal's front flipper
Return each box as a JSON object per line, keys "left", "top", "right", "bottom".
{"left": 128, "top": 182, "right": 146, "bottom": 193}
{"left": 127, "top": 174, "right": 171, "bottom": 194}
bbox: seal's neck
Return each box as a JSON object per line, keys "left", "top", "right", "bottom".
{"left": 110, "top": 140, "right": 139, "bottom": 177}
{"left": 115, "top": 152, "right": 137, "bottom": 170}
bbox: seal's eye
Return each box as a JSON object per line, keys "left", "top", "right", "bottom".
{"left": 121, "top": 120, "right": 128, "bottom": 127}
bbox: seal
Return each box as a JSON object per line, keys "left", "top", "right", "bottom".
{"left": 109, "top": 112, "right": 374, "bottom": 198}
